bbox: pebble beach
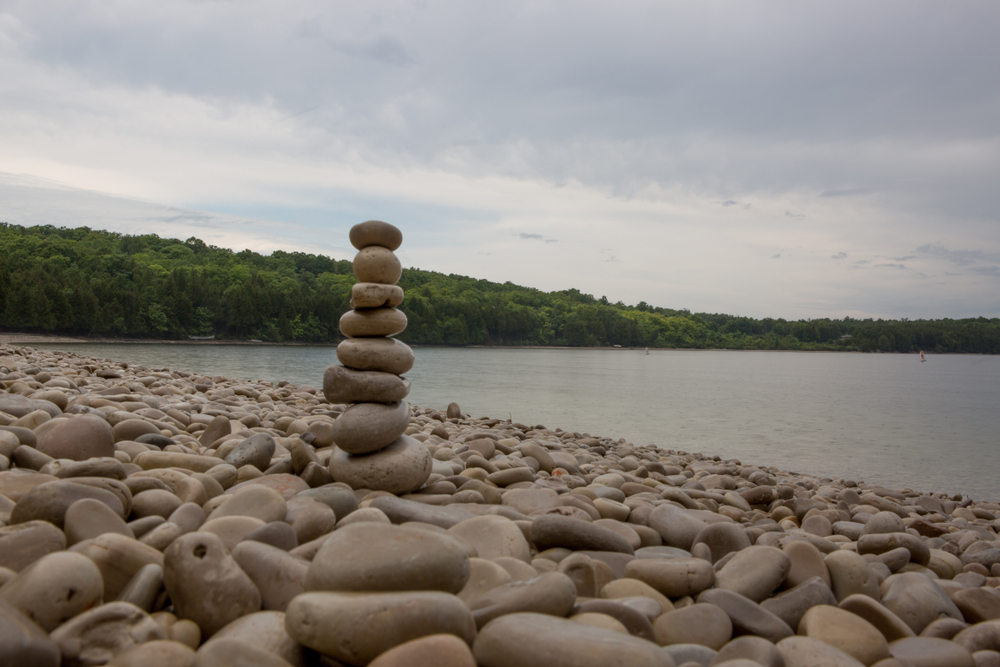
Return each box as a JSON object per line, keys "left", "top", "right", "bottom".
{"left": 3, "top": 220, "right": 1000, "bottom": 667}
{"left": 2, "top": 343, "right": 1000, "bottom": 667}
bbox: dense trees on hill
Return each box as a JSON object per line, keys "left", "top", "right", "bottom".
{"left": 1, "top": 223, "right": 998, "bottom": 353}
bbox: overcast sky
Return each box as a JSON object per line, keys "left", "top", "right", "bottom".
{"left": 1, "top": 1, "right": 998, "bottom": 319}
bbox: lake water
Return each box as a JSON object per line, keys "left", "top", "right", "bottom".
{"left": 30, "top": 344, "right": 1000, "bottom": 501}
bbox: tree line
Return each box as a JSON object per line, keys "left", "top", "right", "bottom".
{"left": 1, "top": 223, "right": 998, "bottom": 353}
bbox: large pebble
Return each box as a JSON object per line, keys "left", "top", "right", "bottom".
{"left": 698, "top": 588, "right": 794, "bottom": 643}
{"left": 209, "top": 485, "right": 287, "bottom": 523}
{"left": 340, "top": 307, "right": 408, "bottom": 338}
{"left": 307, "top": 522, "right": 470, "bottom": 593}
{"left": 350, "top": 219, "right": 403, "bottom": 251}
{"left": 323, "top": 365, "right": 411, "bottom": 404}
{"left": 888, "top": 636, "right": 975, "bottom": 667}
{"left": 825, "top": 550, "right": 881, "bottom": 602}
{"left": 776, "top": 636, "right": 866, "bottom": 666}
{"left": 70, "top": 532, "right": 164, "bottom": 599}
{"left": 163, "top": 532, "right": 262, "bottom": 637}
{"left": 449, "top": 515, "right": 531, "bottom": 562}
{"left": 473, "top": 612, "right": 675, "bottom": 667}
{"left": 232, "top": 541, "right": 308, "bottom": 611}
{"left": 625, "top": 557, "right": 715, "bottom": 598}
{"left": 799, "top": 604, "right": 890, "bottom": 665}
{"left": 653, "top": 602, "right": 732, "bottom": 649}
{"left": 285, "top": 591, "right": 476, "bottom": 665}
{"left": 337, "top": 337, "right": 414, "bottom": 375}
{"left": 11, "top": 480, "right": 124, "bottom": 528}
{"left": 106, "top": 640, "right": 196, "bottom": 667}
{"left": 368, "top": 633, "right": 477, "bottom": 667}
{"left": 50, "top": 601, "right": 165, "bottom": 666}
{"left": 529, "top": 513, "right": 635, "bottom": 555}
{"left": 224, "top": 434, "right": 276, "bottom": 472}
{"left": 0, "top": 598, "right": 60, "bottom": 667}
{"left": 205, "top": 611, "right": 304, "bottom": 666}
{"left": 353, "top": 245, "right": 402, "bottom": 284}
{"left": 760, "top": 576, "right": 839, "bottom": 630}
{"left": 879, "top": 572, "right": 964, "bottom": 634}
{"left": 0, "top": 551, "right": 104, "bottom": 631}
{"left": 351, "top": 283, "right": 405, "bottom": 310}
{"left": 715, "top": 545, "right": 790, "bottom": 603}
{"left": 329, "top": 435, "right": 432, "bottom": 494}
{"left": 64, "top": 497, "right": 133, "bottom": 545}
{"left": 0, "top": 520, "right": 66, "bottom": 571}
{"left": 36, "top": 416, "right": 115, "bottom": 461}
{"left": 469, "top": 572, "right": 577, "bottom": 629}
{"left": 331, "top": 401, "right": 410, "bottom": 454}
{"left": 647, "top": 504, "right": 709, "bottom": 551}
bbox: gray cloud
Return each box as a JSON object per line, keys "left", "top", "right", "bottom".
{"left": 916, "top": 242, "right": 1000, "bottom": 267}
{"left": 518, "top": 233, "right": 544, "bottom": 240}
{"left": 0, "top": 1, "right": 998, "bottom": 319}
{"left": 832, "top": 252, "right": 847, "bottom": 259}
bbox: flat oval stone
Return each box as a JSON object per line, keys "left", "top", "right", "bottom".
{"left": 0, "top": 598, "right": 60, "bottom": 667}
{"left": 351, "top": 283, "right": 405, "bottom": 310}
{"left": 888, "top": 636, "right": 975, "bottom": 667}
{"left": 323, "top": 365, "right": 411, "bottom": 404}
{"left": 698, "top": 588, "right": 794, "bottom": 644}
{"left": 838, "top": 593, "right": 916, "bottom": 642}
{"left": 337, "top": 338, "right": 414, "bottom": 375}
{"left": 653, "top": 602, "right": 732, "bottom": 649}
{"left": 459, "top": 558, "right": 513, "bottom": 603}
{"left": 647, "top": 504, "right": 710, "bottom": 551}
{"left": 209, "top": 485, "right": 287, "bottom": 523}
{"left": 529, "top": 514, "right": 635, "bottom": 555}
{"left": 469, "top": 572, "right": 578, "bottom": 629}
{"left": 825, "top": 550, "right": 881, "bottom": 602}
{"left": 625, "top": 557, "right": 715, "bottom": 598}
{"left": 368, "top": 633, "right": 476, "bottom": 667}
{"left": 350, "top": 220, "right": 403, "bottom": 251}
{"left": 473, "top": 612, "right": 675, "bottom": 667}
{"left": 105, "top": 640, "right": 195, "bottom": 667}
{"left": 340, "top": 307, "right": 407, "bottom": 338}
{"left": 691, "top": 522, "right": 751, "bottom": 564}
{"left": 36, "top": 415, "right": 114, "bottom": 461}
{"left": 11, "top": 480, "right": 124, "bottom": 528}
{"left": 329, "top": 435, "right": 432, "bottom": 494}
{"left": 711, "top": 636, "right": 785, "bottom": 667}
{"left": 163, "top": 532, "right": 262, "bottom": 638}
{"left": 799, "top": 604, "right": 890, "bottom": 665}
{"left": 0, "top": 520, "right": 66, "bottom": 571}
{"left": 784, "top": 539, "right": 832, "bottom": 588}
{"left": 307, "top": 522, "right": 470, "bottom": 594}
{"left": 448, "top": 515, "right": 532, "bottom": 563}
{"left": 353, "top": 246, "right": 402, "bottom": 284}
{"left": 70, "top": 532, "right": 164, "bottom": 600}
{"left": 205, "top": 610, "right": 304, "bottom": 666}
{"left": 132, "top": 489, "right": 183, "bottom": 519}
{"left": 879, "top": 571, "right": 964, "bottom": 634}
{"left": 285, "top": 591, "right": 476, "bottom": 665}
{"left": 64, "top": 497, "right": 133, "bottom": 545}
{"left": 0, "top": 551, "right": 104, "bottom": 632}
{"left": 50, "top": 601, "right": 165, "bottom": 666}
{"left": 118, "top": 563, "right": 164, "bottom": 612}
{"left": 331, "top": 401, "right": 410, "bottom": 454}
{"left": 760, "top": 576, "right": 840, "bottom": 630}
{"left": 715, "top": 545, "right": 791, "bottom": 603}
{"left": 224, "top": 434, "right": 276, "bottom": 472}
{"left": 572, "top": 599, "right": 656, "bottom": 642}
{"left": 776, "top": 636, "right": 866, "bottom": 666}
{"left": 113, "top": 419, "right": 160, "bottom": 443}
{"left": 192, "top": 639, "right": 293, "bottom": 667}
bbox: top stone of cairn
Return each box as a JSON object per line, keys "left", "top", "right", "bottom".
{"left": 350, "top": 220, "right": 403, "bottom": 252}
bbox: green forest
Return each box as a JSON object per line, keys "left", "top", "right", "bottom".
{"left": 1, "top": 222, "right": 998, "bottom": 353}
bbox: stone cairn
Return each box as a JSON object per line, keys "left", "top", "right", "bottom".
{"left": 324, "top": 220, "right": 432, "bottom": 495}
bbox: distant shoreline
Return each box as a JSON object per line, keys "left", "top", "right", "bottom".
{"left": 0, "top": 331, "right": 944, "bottom": 353}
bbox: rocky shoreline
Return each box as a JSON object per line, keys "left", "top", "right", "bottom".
{"left": 2, "top": 342, "right": 1000, "bottom": 667}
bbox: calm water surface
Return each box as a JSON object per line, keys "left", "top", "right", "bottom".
{"left": 33, "top": 344, "right": 1000, "bottom": 500}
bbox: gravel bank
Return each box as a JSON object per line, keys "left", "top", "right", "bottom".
{"left": 2, "top": 343, "right": 1000, "bottom": 667}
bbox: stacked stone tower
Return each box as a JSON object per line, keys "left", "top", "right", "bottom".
{"left": 323, "top": 220, "right": 432, "bottom": 494}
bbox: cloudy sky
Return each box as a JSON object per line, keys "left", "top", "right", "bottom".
{"left": 1, "top": 1, "right": 998, "bottom": 320}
